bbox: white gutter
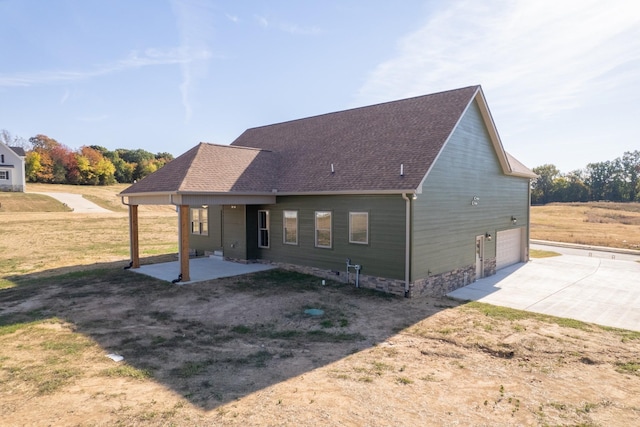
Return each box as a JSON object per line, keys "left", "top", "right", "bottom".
{"left": 118, "top": 188, "right": 417, "bottom": 198}
{"left": 401, "top": 193, "right": 412, "bottom": 297}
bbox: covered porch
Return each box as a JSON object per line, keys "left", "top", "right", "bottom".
{"left": 118, "top": 142, "right": 279, "bottom": 282}
{"left": 121, "top": 193, "right": 275, "bottom": 283}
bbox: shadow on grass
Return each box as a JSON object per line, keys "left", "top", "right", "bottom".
{"left": 0, "top": 259, "right": 459, "bottom": 410}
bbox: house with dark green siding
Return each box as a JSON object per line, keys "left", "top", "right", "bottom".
{"left": 120, "top": 85, "right": 536, "bottom": 297}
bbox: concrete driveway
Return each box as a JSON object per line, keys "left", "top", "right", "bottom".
{"left": 30, "top": 192, "right": 112, "bottom": 213}
{"left": 447, "top": 244, "right": 640, "bottom": 332}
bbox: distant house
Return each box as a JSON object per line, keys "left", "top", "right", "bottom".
{"left": 120, "top": 86, "right": 536, "bottom": 297}
{"left": 0, "top": 141, "right": 26, "bottom": 192}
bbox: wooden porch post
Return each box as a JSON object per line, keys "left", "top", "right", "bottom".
{"left": 129, "top": 204, "right": 140, "bottom": 268}
{"left": 178, "top": 204, "right": 190, "bottom": 281}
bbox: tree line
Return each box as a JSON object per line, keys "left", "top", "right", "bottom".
{"left": 532, "top": 150, "right": 640, "bottom": 204}
{"left": 1, "top": 130, "right": 173, "bottom": 185}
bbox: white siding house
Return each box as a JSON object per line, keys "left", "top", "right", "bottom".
{"left": 0, "top": 141, "right": 26, "bottom": 192}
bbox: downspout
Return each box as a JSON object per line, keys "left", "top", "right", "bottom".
{"left": 169, "top": 194, "right": 189, "bottom": 283}
{"left": 527, "top": 181, "right": 532, "bottom": 261}
{"left": 401, "top": 193, "right": 411, "bottom": 297}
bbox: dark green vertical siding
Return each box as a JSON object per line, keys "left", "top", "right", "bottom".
{"left": 254, "top": 195, "right": 406, "bottom": 280}
{"left": 411, "top": 100, "right": 530, "bottom": 280}
{"left": 246, "top": 206, "right": 259, "bottom": 260}
{"left": 223, "top": 205, "right": 247, "bottom": 260}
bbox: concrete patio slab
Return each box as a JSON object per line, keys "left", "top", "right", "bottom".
{"left": 130, "top": 256, "right": 275, "bottom": 284}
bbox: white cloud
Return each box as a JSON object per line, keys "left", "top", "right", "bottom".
{"left": 354, "top": 0, "right": 640, "bottom": 120}
{"left": 76, "top": 114, "right": 109, "bottom": 122}
{"left": 281, "top": 24, "right": 321, "bottom": 36}
{"left": 60, "top": 89, "right": 70, "bottom": 105}
{"left": 254, "top": 14, "right": 321, "bottom": 35}
{"left": 255, "top": 15, "right": 269, "bottom": 28}
{"left": 0, "top": 47, "right": 209, "bottom": 88}
{"left": 171, "top": 0, "right": 216, "bottom": 123}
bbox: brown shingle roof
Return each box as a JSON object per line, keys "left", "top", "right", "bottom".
{"left": 121, "top": 143, "right": 277, "bottom": 194}
{"left": 122, "top": 85, "right": 534, "bottom": 197}
{"left": 231, "top": 85, "right": 480, "bottom": 192}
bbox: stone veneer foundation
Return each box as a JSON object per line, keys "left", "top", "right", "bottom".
{"left": 257, "top": 257, "right": 498, "bottom": 298}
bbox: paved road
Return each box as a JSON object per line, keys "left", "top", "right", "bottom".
{"left": 532, "top": 240, "right": 640, "bottom": 262}
{"left": 448, "top": 243, "right": 640, "bottom": 332}
{"left": 30, "top": 192, "right": 112, "bottom": 213}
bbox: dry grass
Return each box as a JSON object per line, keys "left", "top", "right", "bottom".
{"left": 0, "top": 184, "right": 177, "bottom": 280}
{"left": 531, "top": 202, "right": 640, "bottom": 250}
{"left": 1, "top": 269, "right": 639, "bottom": 426}
{"left": 25, "top": 182, "right": 174, "bottom": 213}
{"left": 0, "top": 192, "right": 70, "bottom": 213}
{"left": 529, "top": 249, "right": 561, "bottom": 258}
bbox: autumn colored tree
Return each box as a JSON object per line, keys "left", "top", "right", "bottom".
{"left": 5, "top": 130, "right": 172, "bottom": 185}
{"left": 24, "top": 151, "right": 42, "bottom": 182}
{"left": 49, "top": 143, "right": 73, "bottom": 184}
{"left": 29, "top": 134, "right": 61, "bottom": 152}
{"left": 104, "top": 150, "right": 135, "bottom": 183}
{"left": 76, "top": 146, "right": 116, "bottom": 185}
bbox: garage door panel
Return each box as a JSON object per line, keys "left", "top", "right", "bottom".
{"left": 496, "top": 228, "right": 522, "bottom": 270}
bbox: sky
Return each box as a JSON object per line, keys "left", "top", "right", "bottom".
{"left": 1, "top": 0, "right": 639, "bottom": 173}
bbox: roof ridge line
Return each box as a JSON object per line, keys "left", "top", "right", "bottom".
{"left": 176, "top": 143, "right": 205, "bottom": 191}
{"left": 239, "top": 85, "right": 481, "bottom": 134}
{"left": 200, "top": 141, "right": 271, "bottom": 152}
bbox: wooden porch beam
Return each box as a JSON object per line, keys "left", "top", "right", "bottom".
{"left": 129, "top": 204, "right": 140, "bottom": 268}
{"left": 179, "top": 204, "right": 191, "bottom": 282}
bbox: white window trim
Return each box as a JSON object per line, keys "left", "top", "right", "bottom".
{"left": 190, "top": 207, "right": 208, "bottom": 236}
{"left": 258, "top": 210, "right": 270, "bottom": 248}
{"left": 0, "top": 170, "right": 8, "bottom": 180}
{"left": 283, "top": 210, "right": 298, "bottom": 245}
{"left": 315, "top": 211, "right": 332, "bottom": 249}
{"left": 349, "top": 211, "right": 369, "bottom": 244}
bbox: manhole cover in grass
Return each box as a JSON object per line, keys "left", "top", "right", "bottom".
{"left": 304, "top": 308, "right": 324, "bottom": 316}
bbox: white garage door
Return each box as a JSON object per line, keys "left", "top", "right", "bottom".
{"left": 496, "top": 228, "right": 523, "bottom": 270}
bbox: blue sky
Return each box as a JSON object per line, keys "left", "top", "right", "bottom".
{"left": 1, "top": 0, "right": 638, "bottom": 173}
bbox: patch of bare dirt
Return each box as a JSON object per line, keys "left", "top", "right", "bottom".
{"left": 1, "top": 268, "right": 639, "bottom": 426}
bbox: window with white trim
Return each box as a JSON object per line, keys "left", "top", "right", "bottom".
{"left": 190, "top": 207, "right": 208, "bottom": 235}
{"left": 315, "top": 211, "right": 332, "bottom": 248}
{"left": 283, "top": 210, "right": 298, "bottom": 245}
{"left": 258, "top": 210, "right": 270, "bottom": 248}
{"left": 0, "top": 171, "right": 8, "bottom": 180}
{"left": 349, "top": 212, "right": 369, "bottom": 244}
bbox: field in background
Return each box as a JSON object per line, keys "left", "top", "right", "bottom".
{"left": 24, "top": 182, "right": 175, "bottom": 213}
{"left": 531, "top": 202, "right": 640, "bottom": 250}
{"left": 0, "top": 184, "right": 177, "bottom": 280}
